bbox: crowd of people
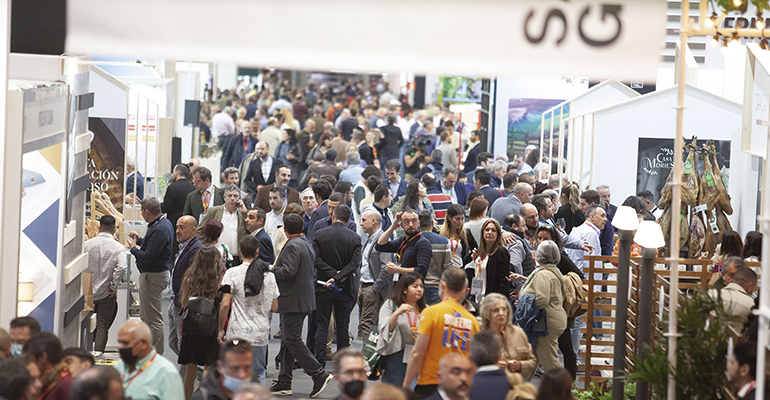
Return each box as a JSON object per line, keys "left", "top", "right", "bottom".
{"left": 0, "top": 76, "right": 766, "bottom": 400}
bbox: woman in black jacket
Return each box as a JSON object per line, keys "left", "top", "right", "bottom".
{"left": 464, "top": 219, "right": 511, "bottom": 304}
{"left": 554, "top": 183, "right": 584, "bottom": 234}
{"left": 535, "top": 224, "right": 583, "bottom": 381}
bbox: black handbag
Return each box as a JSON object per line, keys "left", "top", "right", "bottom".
{"left": 182, "top": 296, "right": 218, "bottom": 336}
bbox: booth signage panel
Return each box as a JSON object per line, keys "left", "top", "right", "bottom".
{"left": 66, "top": 0, "right": 667, "bottom": 80}
{"left": 636, "top": 138, "right": 732, "bottom": 203}
{"left": 22, "top": 85, "right": 67, "bottom": 151}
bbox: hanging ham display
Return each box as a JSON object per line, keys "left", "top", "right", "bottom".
{"left": 659, "top": 137, "right": 733, "bottom": 258}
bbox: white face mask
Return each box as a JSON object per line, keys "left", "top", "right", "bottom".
{"left": 10, "top": 343, "right": 22, "bottom": 357}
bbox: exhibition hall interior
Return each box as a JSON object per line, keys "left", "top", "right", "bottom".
{"left": 3, "top": 1, "right": 770, "bottom": 400}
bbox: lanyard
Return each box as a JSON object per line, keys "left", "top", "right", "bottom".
{"left": 525, "top": 231, "right": 537, "bottom": 248}
{"left": 476, "top": 255, "right": 487, "bottom": 275}
{"left": 449, "top": 239, "right": 459, "bottom": 257}
{"left": 41, "top": 370, "right": 71, "bottom": 399}
{"left": 397, "top": 232, "right": 422, "bottom": 262}
{"left": 243, "top": 137, "right": 251, "bottom": 152}
{"left": 202, "top": 190, "right": 212, "bottom": 212}
{"left": 122, "top": 353, "right": 156, "bottom": 390}
{"left": 406, "top": 311, "right": 418, "bottom": 338}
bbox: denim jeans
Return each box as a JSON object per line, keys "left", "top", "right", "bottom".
{"left": 251, "top": 344, "right": 268, "bottom": 383}
{"left": 423, "top": 287, "right": 441, "bottom": 306}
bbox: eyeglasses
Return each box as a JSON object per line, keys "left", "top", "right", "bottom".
{"left": 224, "top": 339, "right": 252, "bottom": 351}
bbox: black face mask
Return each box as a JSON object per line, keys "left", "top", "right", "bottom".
{"left": 119, "top": 346, "right": 139, "bottom": 365}
{"left": 342, "top": 380, "right": 365, "bottom": 398}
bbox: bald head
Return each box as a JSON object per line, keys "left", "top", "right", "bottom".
{"left": 176, "top": 215, "right": 197, "bottom": 243}
{"left": 362, "top": 384, "right": 407, "bottom": 400}
{"left": 520, "top": 203, "right": 539, "bottom": 229}
{"left": 437, "top": 353, "right": 474, "bottom": 398}
{"left": 120, "top": 320, "right": 151, "bottom": 344}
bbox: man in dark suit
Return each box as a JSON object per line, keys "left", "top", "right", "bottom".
{"left": 167, "top": 215, "right": 202, "bottom": 356}
{"left": 270, "top": 214, "right": 333, "bottom": 398}
{"left": 375, "top": 114, "right": 404, "bottom": 172}
{"left": 312, "top": 205, "right": 361, "bottom": 363}
{"left": 357, "top": 210, "right": 394, "bottom": 340}
{"left": 435, "top": 167, "right": 467, "bottom": 206}
{"left": 244, "top": 208, "right": 274, "bottom": 264}
{"left": 474, "top": 169, "right": 504, "bottom": 208}
{"left": 384, "top": 159, "right": 408, "bottom": 206}
{"left": 183, "top": 167, "right": 224, "bottom": 223}
{"left": 727, "top": 341, "right": 758, "bottom": 399}
{"left": 125, "top": 157, "right": 144, "bottom": 200}
{"left": 162, "top": 164, "right": 196, "bottom": 253}
{"left": 253, "top": 165, "right": 300, "bottom": 212}
{"left": 223, "top": 120, "right": 258, "bottom": 170}
{"left": 467, "top": 330, "right": 509, "bottom": 400}
{"left": 463, "top": 130, "right": 481, "bottom": 173}
{"left": 352, "top": 129, "right": 374, "bottom": 166}
{"left": 423, "top": 353, "right": 475, "bottom": 400}
{"left": 243, "top": 141, "right": 279, "bottom": 200}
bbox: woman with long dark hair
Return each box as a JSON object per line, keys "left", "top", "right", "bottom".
{"left": 554, "top": 183, "right": 584, "bottom": 234}
{"left": 305, "top": 132, "right": 333, "bottom": 165}
{"left": 439, "top": 204, "right": 478, "bottom": 270}
{"left": 744, "top": 231, "right": 763, "bottom": 262}
{"left": 178, "top": 244, "right": 223, "bottom": 398}
{"left": 392, "top": 179, "right": 434, "bottom": 237}
{"left": 535, "top": 368, "right": 575, "bottom": 400}
{"left": 464, "top": 219, "right": 511, "bottom": 304}
{"left": 713, "top": 230, "right": 744, "bottom": 265}
{"left": 376, "top": 272, "right": 426, "bottom": 386}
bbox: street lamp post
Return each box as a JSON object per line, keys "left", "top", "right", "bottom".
{"left": 634, "top": 221, "right": 666, "bottom": 400}
{"left": 610, "top": 206, "right": 640, "bottom": 400}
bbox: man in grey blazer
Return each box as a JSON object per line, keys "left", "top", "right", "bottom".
{"left": 357, "top": 209, "right": 394, "bottom": 340}
{"left": 270, "top": 214, "right": 333, "bottom": 398}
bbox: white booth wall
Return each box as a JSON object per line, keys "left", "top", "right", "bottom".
{"left": 589, "top": 85, "right": 752, "bottom": 234}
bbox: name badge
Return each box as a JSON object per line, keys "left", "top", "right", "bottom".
{"left": 470, "top": 278, "right": 484, "bottom": 296}
{"left": 403, "top": 344, "right": 414, "bottom": 363}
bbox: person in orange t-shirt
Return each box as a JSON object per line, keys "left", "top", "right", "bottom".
{"left": 402, "top": 267, "right": 480, "bottom": 398}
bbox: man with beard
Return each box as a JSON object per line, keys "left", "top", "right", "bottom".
{"left": 375, "top": 209, "right": 432, "bottom": 279}
{"left": 244, "top": 208, "right": 274, "bottom": 264}
{"left": 253, "top": 165, "right": 300, "bottom": 212}
{"left": 22, "top": 333, "right": 73, "bottom": 400}
{"left": 332, "top": 348, "right": 368, "bottom": 400}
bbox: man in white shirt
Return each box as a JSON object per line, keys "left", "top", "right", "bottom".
{"left": 211, "top": 105, "right": 235, "bottom": 147}
{"left": 566, "top": 204, "right": 606, "bottom": 349}
{"left": 218, "top": 235, "right": 279, "bottom": 383}
{"left": 357, "top": 210, "right": 393, "bottom": 340}
{"left": 196, "top": 184, "right": 248, "bottom": 264}
{"left": 83, "top": 215, "right": 127, "bottom": 356}
{"left": 265, "top": 187, "right": 286, "bottom": 240}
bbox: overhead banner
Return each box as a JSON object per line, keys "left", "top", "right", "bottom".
{"left": 66, "top": 0, "right": 667, "bottom": 80}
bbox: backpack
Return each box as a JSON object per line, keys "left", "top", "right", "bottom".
{"left": 544, "top": 269, "right": 587, "bottom": 319}
{"left": 182, "top": 296, "right": 218, "bottom": 336}
{"left": 562, "top": 272, "right": 588, "bottom": 318}
{"left": 426, "top": 163, "right": 443, "bottom": 183}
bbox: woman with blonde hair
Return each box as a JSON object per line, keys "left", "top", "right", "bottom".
{"left": 280, "top": 108, "right": 300, "bottom": 131}
{"left": 178, "top": 244, "right": 223, "bottom": 398}
{"left": 553, "top": 183, "right": 584, "bottom": 234}
{"left": 479, "top": 293, "right": 537, "bottom": 380}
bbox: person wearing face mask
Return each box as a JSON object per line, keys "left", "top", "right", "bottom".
{"left": 9, "top": 316, "right": 40, "bottom": 358}
{"left": 332, "top": 348, "right": 368, "bottom": 400}
{"left": 191, "top": 339, "right": 254, "bottom": 400}
{"left": 114, "top": 320, "right": 184, "bottom": 400}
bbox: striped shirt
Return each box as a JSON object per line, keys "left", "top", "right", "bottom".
{"left": 426, "top": 189, "right": 452, "bottom": 226}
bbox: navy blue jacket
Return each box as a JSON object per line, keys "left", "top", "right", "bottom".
{"left": 464, "top": 144, "right": 480, "bottom": 173}
{"left": 126, "top": 171, "right": 144, "bottom": 200}
{"left": 468, "top": 368, "right": 510, "bottom": 400}
{"left": 130, "top": 215, "right": 174, "bottom": 273}
{"left": 255, "top": 228, "right": 275, "bottom": 264}
{"left": 310, "top": 216, "right": 357, "bottom": 243}
{"left": 600, "top": 206, "right": 615, "bottom": 256}
{"left": 479, "top": 185, "right": 505, "bottom": 208}
{"left": 436, "top": 180, "right": 467, "bottom": 206}
{"left": 223, "top": 135, "right": 256, "bottom": 169}
{"left": 171, "top": 236, "right": 202, "bottom": 307}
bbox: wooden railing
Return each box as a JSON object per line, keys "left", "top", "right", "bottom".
{"left": 578, "top": 255, "right": 760, "bottom": 386}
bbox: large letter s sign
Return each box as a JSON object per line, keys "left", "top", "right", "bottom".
{"left": 524, "top": 9, "right": 568, "bottom": 46}
{"left": 578, "top": 4, "right": 623, "bottom": 47}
